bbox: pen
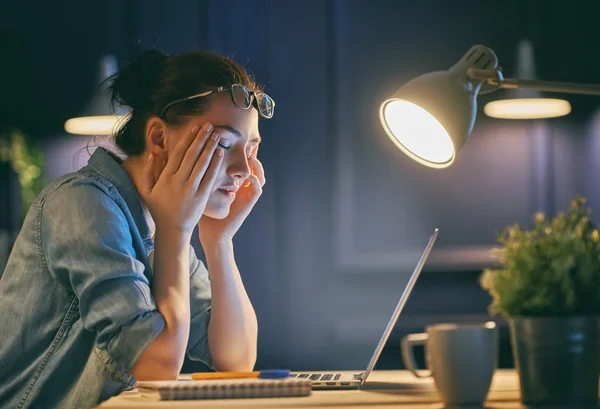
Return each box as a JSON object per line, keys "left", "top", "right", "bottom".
{"left": 191, "top": 369, "right": 291, "bottom": 380}
{"left": 191, "top": 372, "right": 260, "bottom": 380}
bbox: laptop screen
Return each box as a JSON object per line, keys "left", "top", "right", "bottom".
{"left": 359, "top": 228, "right": 439, "bottom": 385}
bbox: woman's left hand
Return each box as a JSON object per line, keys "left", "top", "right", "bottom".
{"left": 198, "top": 148, "right": 265, "bottom": 244}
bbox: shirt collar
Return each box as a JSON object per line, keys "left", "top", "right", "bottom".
{"left": 86, "top": 147, "right": 152, "bottom": 242}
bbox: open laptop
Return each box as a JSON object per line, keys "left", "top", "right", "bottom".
{"left": 290, "top": 228, "right": 439, "bottom": 389}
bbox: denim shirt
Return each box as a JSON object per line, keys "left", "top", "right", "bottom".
{"left": 0, "top": 148, "right": 213, "bottom": 409}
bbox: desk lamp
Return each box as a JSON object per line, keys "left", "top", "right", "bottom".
{"left": 379, "top": 44, "right": 600, "bottom": 169}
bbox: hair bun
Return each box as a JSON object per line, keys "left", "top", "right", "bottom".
{"left": 109, "top": 49, "right": 168, "bottom": 110}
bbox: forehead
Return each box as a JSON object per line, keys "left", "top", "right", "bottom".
{"left": 200, "top": 93, "right": 259, "bottom": 139}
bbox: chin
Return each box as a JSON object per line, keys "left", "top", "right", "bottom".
{"left": 203, "top": 203, "right": 230, "bottom": 219}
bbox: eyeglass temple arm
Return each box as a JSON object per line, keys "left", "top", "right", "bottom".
{"left": 467, "top": 68, "right": 600, "bottom": 96}
{"left": 159, "top": 90, "right": 215, "bottom": 117}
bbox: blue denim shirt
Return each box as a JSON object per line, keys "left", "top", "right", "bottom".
{"left": 0, "top": 147, "right": 213, "bottom": 409}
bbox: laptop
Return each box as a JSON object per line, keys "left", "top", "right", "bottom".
{"left": 290, "top": 228, "right": 439, "bottom": 389}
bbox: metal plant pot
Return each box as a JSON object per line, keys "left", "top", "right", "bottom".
{"left": 509, "top": 316, "right": 600, "bottom": 405}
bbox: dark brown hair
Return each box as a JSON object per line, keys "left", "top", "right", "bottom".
{"left": 108, "top": 49, "right": 261, "bottom": 156}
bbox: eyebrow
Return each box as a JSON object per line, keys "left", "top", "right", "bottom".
{"left": 214, "top": 124, "right": 261, "bottom": 143}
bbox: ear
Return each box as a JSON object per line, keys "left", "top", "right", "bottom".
{"left": 145, "top": 117, "right": 168, "bottom": 160}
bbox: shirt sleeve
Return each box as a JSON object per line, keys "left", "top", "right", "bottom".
{"left": 41, "top": 181, "right": 165, "bottom": 377}
{"left": 185, "top": 245, "right": 213, "bottom": 368}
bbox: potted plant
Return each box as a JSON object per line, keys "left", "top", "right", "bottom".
{"left": 480, "top": 196, "right": 600, "bottom": 405}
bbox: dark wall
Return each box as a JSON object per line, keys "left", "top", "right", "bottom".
{"left": 0, "top": 0, "right": 134, "bottom": 136}
{"left": 2, "top": 0, "right": 600, "bottom": 371}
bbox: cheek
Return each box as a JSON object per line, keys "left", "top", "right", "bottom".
{"left": 165, "top": 128, "right": 192, "bottom": 151}
{"left": 213, "top": 155, "right": 231, "bottom": 181}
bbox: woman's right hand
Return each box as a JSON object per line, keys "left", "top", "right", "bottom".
{"left": 139, "top": 122, "right": 223, "bottom": 235}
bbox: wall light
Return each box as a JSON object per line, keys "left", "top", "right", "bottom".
{"left": 64, "top": 54, "right": 128, "bottom": 136}
{"left": 483, "top": 39, "right": 571, "bottom": 120}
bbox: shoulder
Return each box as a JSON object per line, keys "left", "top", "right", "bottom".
{"left": 35, "top": 152, "right": 134, "bottom": 207}
{"left": 37, "top": 168, "right": 127, "bottom": 224}
{"left": 37, "top": 168, "right": 115, "bottom": 204}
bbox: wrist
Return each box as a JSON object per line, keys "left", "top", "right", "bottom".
{"left": 202, "top": 239, "right": 235, "bottom": 281}
{"left": 201, "top": 237, "right": 234, "bottom": 253}
{"left": 155, "top": 226, "right": 193, "bottom": 246}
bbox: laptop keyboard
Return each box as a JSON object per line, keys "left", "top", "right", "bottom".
{"left": 292, "top": 373, "right": 361, "bottom": 381}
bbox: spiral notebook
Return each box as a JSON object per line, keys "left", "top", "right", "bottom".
{"left": 136, "top": 378, "right": 312, "bottom": 400}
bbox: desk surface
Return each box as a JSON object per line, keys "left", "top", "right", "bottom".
{"left": 97, "top": 369, "right": 529, "bottom": 409}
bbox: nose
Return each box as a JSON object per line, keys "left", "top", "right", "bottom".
{"left": 227, "top": 150, "right": 252, "bottom": 181}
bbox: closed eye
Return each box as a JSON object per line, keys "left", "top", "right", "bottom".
{"left": 214, "top": 124, "right": 261, "bottom": 144}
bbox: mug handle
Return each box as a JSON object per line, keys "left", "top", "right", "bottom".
{"left": 401, "top": 333, "right": 431, "bottom": 378}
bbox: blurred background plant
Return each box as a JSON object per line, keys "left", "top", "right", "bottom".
{"left": 0, "top": 128, "right": 47, "bottom": 219}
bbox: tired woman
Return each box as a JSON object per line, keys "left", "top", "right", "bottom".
{"left": 0, "top": 49, "right": 274, "bottom": 409}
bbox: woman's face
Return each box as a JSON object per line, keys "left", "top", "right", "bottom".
{"left": 154, "top": 93, "right": 261, "bottom": 219}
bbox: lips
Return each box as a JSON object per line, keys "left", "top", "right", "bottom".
{"left": 217, "top": 186, "right": 238, "bottom": 197}
{"left": 218, "top": 186, "right": 238, "bottom": 193}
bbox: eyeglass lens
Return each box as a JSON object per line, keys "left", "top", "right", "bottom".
{"left": 256, "top": 93, "right": 274, "bottom": 118}
{"left": 232, "top": 84, "right": 252, "bottom": 108}
{"left": 231, "top": 84, "right": 274, "bottom": 118}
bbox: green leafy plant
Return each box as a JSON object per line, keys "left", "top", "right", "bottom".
{"left": 0, "top": 129, "right": 47, "bottom": 219}
{"left": 480, "top": 196, "right": 600, "bottom": 317}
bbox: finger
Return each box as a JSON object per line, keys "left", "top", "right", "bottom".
{"left": 189, "top": 132, "right": 221, "bottom": 189}
{"left": 163, "top": 123, "right": 205, "bottom": 175}
{"left": 197, "top": 148, "right": 224, "bottom": 192}
{"left": 244, "top": 174, "right": 263, "bottom": 198}
{"left": 178, "top": 123, "right": 217, "bottom": 180}
{"left": 248, "top": 154, "right": 265, "bottom": 187}
{"left": 139, "top": 153, "right": 157, "bottom": 198}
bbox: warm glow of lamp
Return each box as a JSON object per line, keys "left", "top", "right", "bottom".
{"left": 65, "top": 54, "right": 128, "bottom": 136}
{"left": 379, "top": 44, "right": 600, "bottom": 168}
{"left": 380, "top": 100, "right": 455, "bottom": 167}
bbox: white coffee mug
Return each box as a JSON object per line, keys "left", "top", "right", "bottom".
{"left": 401, "top": 321, "right": 498, "bottom": 405}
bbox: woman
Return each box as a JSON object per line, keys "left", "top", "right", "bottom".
{"left": 0, "top": 49, "right": 274, "bottom": 408}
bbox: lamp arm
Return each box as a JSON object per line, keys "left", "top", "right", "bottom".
{"left": 467, "top": 68, "right": 600, "bottom": 96}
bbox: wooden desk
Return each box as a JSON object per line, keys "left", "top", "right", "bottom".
{"left": 97, "top": 369, "right": 530, "bottom": 408}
